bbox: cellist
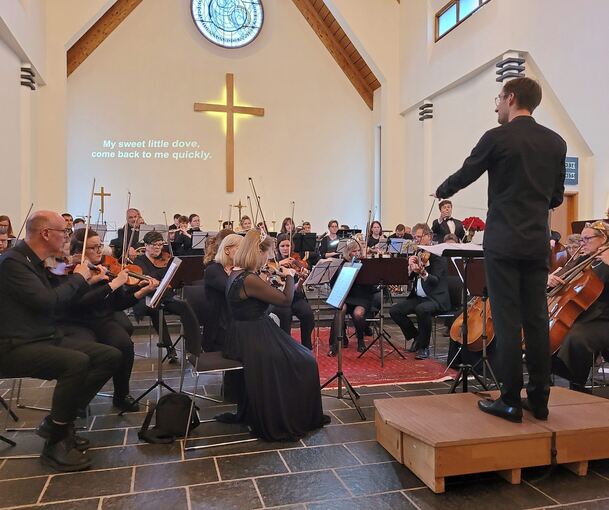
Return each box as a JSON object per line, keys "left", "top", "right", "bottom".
{"left": 549, "top": 221, "right": 609, "bottom": 392}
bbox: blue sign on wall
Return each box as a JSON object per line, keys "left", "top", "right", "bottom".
{"left": 565, "top": 156, "right": 578, "bottom": 185}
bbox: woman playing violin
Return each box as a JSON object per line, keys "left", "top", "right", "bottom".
{"left": 367, "top": 220, "right": 387, "bottom": 254}
{"left": 550, "top": 221, "right": 609, "bottom": 392}
{"left": 268, "top": 234, "right": 314, "bottom": 350}
{"left": 62, "top": 229, "right": 159, "bottom": 412}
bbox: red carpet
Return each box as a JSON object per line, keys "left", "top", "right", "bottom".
{"left": 292, "top": 328, "right": 457, "bottom": 388}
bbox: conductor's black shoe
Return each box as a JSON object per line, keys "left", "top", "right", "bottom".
{"left": 322, "top": 414, "right": 332, "bottom": 425}
{"left": 113, "top": 395, "right": 140, "bottom": 413}
{"left": 41, "top": 437, "right": 91, "bottom": 472}
{"left": 36, "top": 417, "right": 90, "bottom": 452}
{"left": 521, "top": 398, "right": 549, "bottom": 421}
{"left": 478, "top": 398, "right": 522, "bottom": 423}
{"left": 407, "top": 341, "right": 418, "bottom": 353}
{"left": 415, "top": 348, "right": 429, "bottom": 360}
{"left": 357, "top": 339, "right": 366, "bottom": 353}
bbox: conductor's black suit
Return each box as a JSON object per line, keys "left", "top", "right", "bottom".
{"left": 436, "top": 115, "right": 566, "bottom": 409}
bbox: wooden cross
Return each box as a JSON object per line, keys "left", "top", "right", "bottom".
{"left": 93, "top": 186, "right": 111, "bottom": 214}
{"left": 233, "top": 199, "right": 246, "bottom": 218}
{"left": 194, "top": 73, "right": 265, "bottom": 192}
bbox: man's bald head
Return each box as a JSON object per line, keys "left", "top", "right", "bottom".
{"left": 26, "top": 211, "right": 65, "bottom": 239}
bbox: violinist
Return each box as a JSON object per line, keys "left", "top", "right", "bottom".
{"left": 389, "top": 223, "right": 450, "bottom": 360}
{"left": 111, "top": 208, "right": 142, "bottom": 261}
{"left": 238, "top": 215, "right": 252, "bottom": 232}
{"left": 268, "top": 234, "right": 314, "bottom": 350}
{"left": 566, "top": 234, "right": 582, "bottom": 258}
{"left": 63, "top": 229, "right": 160, "bottom": 412}
{"left": 280, "top": 217, "right": 295, "bottom": 235}
{"left": 431, "top": 200, "right": 466, "bottom": 243}
{"left": 0, "top": 227, "right": 8, "bottom": 254}
{"left": 550, "top": 221, "right": 609, "bottom": 392}
{"left": 318, "top": 220, "right": 340, "bottom": 258}
{"left": 203, "top": 228, "right": 235, "bottom": 268}
{"left": 0, "top": 211, "right": 121, "bottom": 472}
{"left": 328, "top": 239, "right": 379, "bottom": 355}
{"left": 367, "top": 221, "right": 387, "bottom": 253}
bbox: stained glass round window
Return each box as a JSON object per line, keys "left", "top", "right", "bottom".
{"left": 191, "top": 0, "right": 264, "bottom": 49}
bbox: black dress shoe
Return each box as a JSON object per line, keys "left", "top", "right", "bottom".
{"left": 478, "top": 398, "right": 522, "bottom": 423}
{"left": 41, "top": 437, "right": 91, "bottom": 472}
{"left": 364, "top": 326, "right": 374, "bottom": 337}
{"left": 166, "top": 347, "right": 179, "bottom": 364}
{"left": 407, "top": 340, "right": 418, "bottom": 353}
{"left": 521, "top": 398, "right": 549, "bottom": 420}
{"left": 415, "top": 347, "right": 429, "bottom": 360}
{"left": 327, "top": 344, "right": 338, "bottom": 357}
{"left": 36, "top": 417, "right": 90, "bottom": 452}
{"left": 342, "top": 337, "right": 349, "bottom": 348}
{"left": 357, "top": 339, "right": 366, "bottom": 353}
{"left": 113, "top": 395, "right": 140, "bottom": 413}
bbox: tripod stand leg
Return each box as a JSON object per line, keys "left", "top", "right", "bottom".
{"left": 320, "top": 373, "right": 340, "bottom": 391}
{"left": 0, "top": 435, "right": 16, "bottom": 447}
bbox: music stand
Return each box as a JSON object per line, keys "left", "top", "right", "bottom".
{"left": 571, "top": 219, "right": 606, "bottom": 234}
{"left": 191, "top": 231, "right": 208, "bottom": 251}
{"left": 121, "top": 258, "right": 183, "bottom": 415}
{"left": 304, "top": 258, "right": 343, "bottom": 354}
{"left": 387, "top": 238, "right": 406, "bottom": 255}
{"left": 422, "top": 244, "right": 494, "bottom": 393}
{"left": 321, "top": 263, "right": 365, "bottom": 420}
{"left": 337, "top": 229, "right": 361, "bottom": 239}
{"left": 355, "top": 258, "right": 409, "bottom": 366}
{"left": 139, "top": 224, "right": 169, "bottom": 243}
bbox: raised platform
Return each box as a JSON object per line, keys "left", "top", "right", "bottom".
{"left": 375, "top": 388, "right": 609, "bottom": 493}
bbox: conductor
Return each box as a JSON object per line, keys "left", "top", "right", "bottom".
{"left": 435, "top": 77, "right": 566, "bottom": 422}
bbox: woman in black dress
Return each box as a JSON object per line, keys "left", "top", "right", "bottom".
{"left": 202, "top": 233, "right": 242, "bottom": 352}
{"left": 223, "top": 229, "right": 327, "bottom": 441}
{"left": 318, "top": 219, "right": 340, "bottom": 259}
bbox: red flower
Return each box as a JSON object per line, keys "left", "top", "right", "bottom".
{"left": 462, "top": 216, "right": 486, "bottom": 231}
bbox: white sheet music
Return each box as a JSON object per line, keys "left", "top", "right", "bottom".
{"left": 420, "top": 242, "right": 484, "bottom": 257}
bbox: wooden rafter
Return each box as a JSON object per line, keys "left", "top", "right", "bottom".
{"left": 67, "top": 0, "right": 143, "bottom": 76}
{"left": 291, "top": 0, "right": 381, "bottom": 110}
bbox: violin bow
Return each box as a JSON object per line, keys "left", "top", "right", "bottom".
{"left": 247, "top": 195, "right": 255, "bottom": 226}
{"left": 121, "top": 192, "right": 132, "bottom": 269}
{"left": 15, "top": 202, "right": 34, "bottom": 240}
{"left": 80, "top": 178, "right": 97, "bottom": 265}
{"left": 288, "top": 201, "right": 295, "bottom": 249}
{"left": 248, "top": 178, "right": 270, "bottom": 234}
{"left": 362, "top": 208, "right": 372, "bottom": 257}
{"left": 424, "top": 196, "right": 437, "bottom": 227}
{"left": 163, "top": 210, "right": 174, "bottom": 257}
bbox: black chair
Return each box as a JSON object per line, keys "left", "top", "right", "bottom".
{"left": 170, "top": 297, "right": 256, "bottom": 453}
{"left": 432, "top": 275, "right": 463, "bottom": 358}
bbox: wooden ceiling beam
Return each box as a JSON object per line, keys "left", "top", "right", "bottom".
{"left": 291, "top": 0, "right": 377, "bottom": 109}
{"left": 67, "top": 0, "right": 143, "bottom": 76}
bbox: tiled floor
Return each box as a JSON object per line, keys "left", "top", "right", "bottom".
{"left": 2, "top": 328, "right": 609, "bottom": 510}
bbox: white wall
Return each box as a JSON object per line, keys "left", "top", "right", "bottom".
{"left": 399, "top": 0, "right": 609, "bottom": 222}
{"left": 66, "top": 0, "right": 373, "bottom": 232}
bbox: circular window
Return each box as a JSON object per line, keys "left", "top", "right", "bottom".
{"left": 191, "top": 0, "right": 264, "bottom": 49}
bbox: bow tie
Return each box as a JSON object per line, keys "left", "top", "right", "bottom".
{"left": 440, "top": 217, "right": 452, "bottom": 223}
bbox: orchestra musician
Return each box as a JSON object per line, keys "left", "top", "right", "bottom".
{"left": 111, "top": 208, "right": 142, "bottom": 261}
{"left": 550, "top": 221, "right": 609, "bottom": 392}
{"left": 388, "top": 224, "right": 413, "bottom": 240}
{"left": 0, "top": 211, "right": 121, "bottom": 472}
{"left": 367, "top": 221, "right": 387, "bottom": 253}
{"left": 0, "top": 227, "right": 8, "bottom": 254}
{"left": 318, "top": 220, "right": 340, "bottom": 258}
{"left": 436, "top": 77, "right": 566, "bottom": 422}
{"left": 63, "top": 228, "right": 160, "bottom": 412}
{"left": 61, "top": 213, "right": 74, "bottom": 236}
{"left": 171, "top": 215, "right": 193, "bottom": 256}
{"left": 328, "top": 239, "right": 379, "bottom": 355}
{"left": 221, "top": 229, "right": 328, "bottom": 440}
{"left": 280, "top": 217, "right": 295, "bottom": 235}
{"left": 268, "top": 234, "right": 314, "bottom": 350}
{"left": 432, "top": 200, "right": 466, "bottom": 242}
{"left": 132, "top": 231, "right": 179, "bottom": 362}
{"left": 238, "top": 215, "right": 252, "bottom": 232}
{"left": 0, "top": 215, "right": 14, "bottom": 238}
{"left": 389, "top": 223, "right": 450, "bottom": 360}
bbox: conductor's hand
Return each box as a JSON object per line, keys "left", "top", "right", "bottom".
{"left": 547, "top": 267, "right": 566, "bottom": 288}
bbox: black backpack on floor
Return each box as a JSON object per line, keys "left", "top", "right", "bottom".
{"left": 138, "top": 393, "right": 200, "bottom": 444}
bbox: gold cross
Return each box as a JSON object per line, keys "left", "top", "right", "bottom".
{"left": 233, "top": 199, "right": 246, "bottom": 218}
{"left": 93, "top": 186, "right": 111, "bottom": 214}
{"left": 194, "top": 73, "right": 265, "bottom": 192}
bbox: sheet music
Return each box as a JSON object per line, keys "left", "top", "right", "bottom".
{"left": 420, "top": 242, "right": 484, "bottom": 257}
{"left": 148, "top": 257, "right": 182, "bottom": 309}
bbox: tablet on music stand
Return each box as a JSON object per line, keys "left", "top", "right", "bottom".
{"left": 326, "top": 262, "right": 362, "bottom": 310}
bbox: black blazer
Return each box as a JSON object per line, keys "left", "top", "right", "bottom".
{"left": 436, "top": 116, "right": 566, "bottom": 260}
{"left": 409, "top": 254, "right": 451, "bottom": 311}
{"left": 431, "top": 218, "right": 466, "bottom": 242}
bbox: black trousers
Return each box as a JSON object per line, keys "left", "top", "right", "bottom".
{"left": 269, "top": 297, "right": 314, "bottom": 349}
{"left": 0, "top": 325, "right": 121, "bottom": 423}
{"left": 485, "top": 251, "right": 550, "bottom": 408}
{"left": 389, "top": 297, "right": 440, "bottom": 349}
{"left": 328, "top": 303, "right": 368, "bottom": 346}
{"left": 134, "top": 299, "right": 182, "bottom": 349}
{"left": 83, "top": 316, "right": 135, "bottom": 400}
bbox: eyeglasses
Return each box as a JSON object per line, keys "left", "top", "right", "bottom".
{"left": 147, "top": 242, "right": 165, "bottom": 248}
{"left": 86, "top": 244, "right": 103, "bottom": 251}
{"left": 47, "top": 228, "right": 71, "bottom": 236}
{"left": 580, "top": 235, "right": 602, "bottom": 244}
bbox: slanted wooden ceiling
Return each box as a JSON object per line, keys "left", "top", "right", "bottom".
{"left": 291, "top": 0, "right": 381, "bottom": 110}
{"left": 67, "top": 0, "right": 381, "bottom": 109}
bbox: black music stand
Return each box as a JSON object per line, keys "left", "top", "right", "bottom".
{"left": 321, "top": 263, "right": 365, "bottom": 420}
{"left": 120, "top": 258, "right": 183, "bottom": 415}
{"left": 355, "top": 258, "right": 409, "bottom": 367}
{"left": 436, "top": 246, "right": 494, "bottom": 393}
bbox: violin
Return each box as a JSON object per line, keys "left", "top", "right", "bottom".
{"left": 101, "top": 254, "right": 153, "bottom": 286}
{"left": 150, "top": 251, "right": 171, "bottom": 269}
